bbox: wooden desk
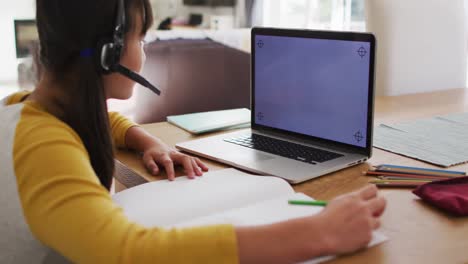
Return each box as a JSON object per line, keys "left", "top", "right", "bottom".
{"left": 115, "top": 88, "right": 468, "bottom": 264}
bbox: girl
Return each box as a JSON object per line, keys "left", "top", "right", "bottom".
{"left": 0, "top": 0, "right": 386, "bottom": 263}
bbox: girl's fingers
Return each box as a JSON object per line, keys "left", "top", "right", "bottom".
{"left": 160, "top": 156, "right": 176, "bottom": 181}
{"left": 367, "top": 196, "right": 387, "bottom": 217}
{"left": 143, "top": 153, "right": 159, "bottom": 175}
{"left": 171, "top": 152, "right": 195, "bottom": 179}
{"left": 195, "top": 158, "right": 209, "bottom": 172}
{"left": 192, "top": 159, "right": 202, "bottom": 176}
{"left": 357, "top": 185, "right": 378, "bottom": 201}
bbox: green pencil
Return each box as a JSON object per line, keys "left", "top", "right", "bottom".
{"left": 288, "top": 200, "right": 328, "bottom": 206}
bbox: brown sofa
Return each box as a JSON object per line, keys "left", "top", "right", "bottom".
{"left": 133, "top": 39, "right": 251, "bottom": 124}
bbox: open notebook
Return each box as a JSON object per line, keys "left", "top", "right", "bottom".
{"left": 112, "top": 168, "right": 387, "bottom": 263}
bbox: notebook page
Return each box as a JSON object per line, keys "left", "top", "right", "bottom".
{"left": 171, "top": 192, "right": 388, "bottom": 264}
{"left": 170, "top": 193, "right": 321, "bottom": 227}
{"left": 112, "top": 168, "right": 294, "bottom": 227}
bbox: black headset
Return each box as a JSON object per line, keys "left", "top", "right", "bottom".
{"left": 100, "top": 0, "right": 161, "bottom": 95}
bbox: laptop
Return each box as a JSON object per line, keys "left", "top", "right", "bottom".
{"left": 176, "top": 27, "right": 376, "bottom": 184}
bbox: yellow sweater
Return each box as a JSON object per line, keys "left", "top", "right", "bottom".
{"left": 1, "top": 91, "right": 238, "bottom": 263}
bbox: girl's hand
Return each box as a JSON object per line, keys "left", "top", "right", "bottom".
{"left": 315, "top": 185, "right": 386, "bottom": 255}
{"left": 141, "top": 140, "right": 209, "bottom": 181}
{"left": 235, "top": 185, "right": 386, "bottom": 263}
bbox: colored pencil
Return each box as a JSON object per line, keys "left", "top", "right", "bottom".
{"left": 371, "top": 182, "right": 424, "bottom": 188}
{"left": 377, "top": 176, "right": 434, "bottom": 182}
{"left": 288, "top": 200, "right": 328, "bottom": 206}
{"left": 375, "top": 165, "right": 465, "bottom": 178}
{"left": 377, "top": 164, "right": 466, "bottom": 175}
{"left": 366, "top": 171, "right": 451, "bottom": 180}
{"left": 371, "top": 179, "right": 430, "bottom": 183}
{"left": 369, "top": 180, "right": 426, "bottom": 188}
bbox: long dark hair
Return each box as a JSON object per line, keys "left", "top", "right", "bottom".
{"left": 36, "top": 0, "right": 153, "bottom": 190}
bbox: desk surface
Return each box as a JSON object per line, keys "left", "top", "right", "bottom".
{"left": 115, "top": 88, "right": 468, "bottom": 264}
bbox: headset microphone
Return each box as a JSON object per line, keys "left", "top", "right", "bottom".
{"left": 114, "top": 64, "right": 161, "bottom": 95}
{"left": 99, "top": 0, "right": 161, "bottom": 96}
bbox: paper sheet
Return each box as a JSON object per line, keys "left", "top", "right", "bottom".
{"left": 374, "top": 112, "right": 468, "bottom": 167}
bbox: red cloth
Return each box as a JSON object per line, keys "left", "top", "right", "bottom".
{"left": 413, "top": 176, "right": 468, "bottom": 216}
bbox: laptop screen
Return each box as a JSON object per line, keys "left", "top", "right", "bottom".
{"left": 254, "top": 34, "right": 372, "bottom": 148}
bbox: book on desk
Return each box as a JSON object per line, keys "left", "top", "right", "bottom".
{"left": 167, "top": 108, "right": 251, "bottom": 134}
{"left": 112, "top": 168, "right": 387, "bottom": 263}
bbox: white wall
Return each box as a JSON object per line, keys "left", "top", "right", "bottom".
{"left": 366, "top": 0, "right": 467, "bottom": 96}
{"left": 0, "top": 0, "right": 35, "bottom": 82}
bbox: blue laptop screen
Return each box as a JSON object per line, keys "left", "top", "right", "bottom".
{"left": 254, "top": 35, "right": 371, "bottom": 148}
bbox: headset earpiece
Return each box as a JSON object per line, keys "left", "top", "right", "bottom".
{"left": 100, "top": 42, "right": 121, "bottom": 73}
{"left": 98, "top": 0, "right": 125, "bottom": 74}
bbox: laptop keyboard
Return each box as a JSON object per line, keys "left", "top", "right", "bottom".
{"left": 224, "top": 134, "right": 343, "bottom": 164}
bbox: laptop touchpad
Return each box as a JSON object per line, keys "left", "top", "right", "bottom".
{"left": 239, "top": 152, "right": 276, "bottom": 162}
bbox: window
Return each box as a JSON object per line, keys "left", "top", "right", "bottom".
{"left": 256, "top": 0, "right": 366, "bottom": 31}
{"left": 14, "top": 20, "right": 38, "bottom": 59}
